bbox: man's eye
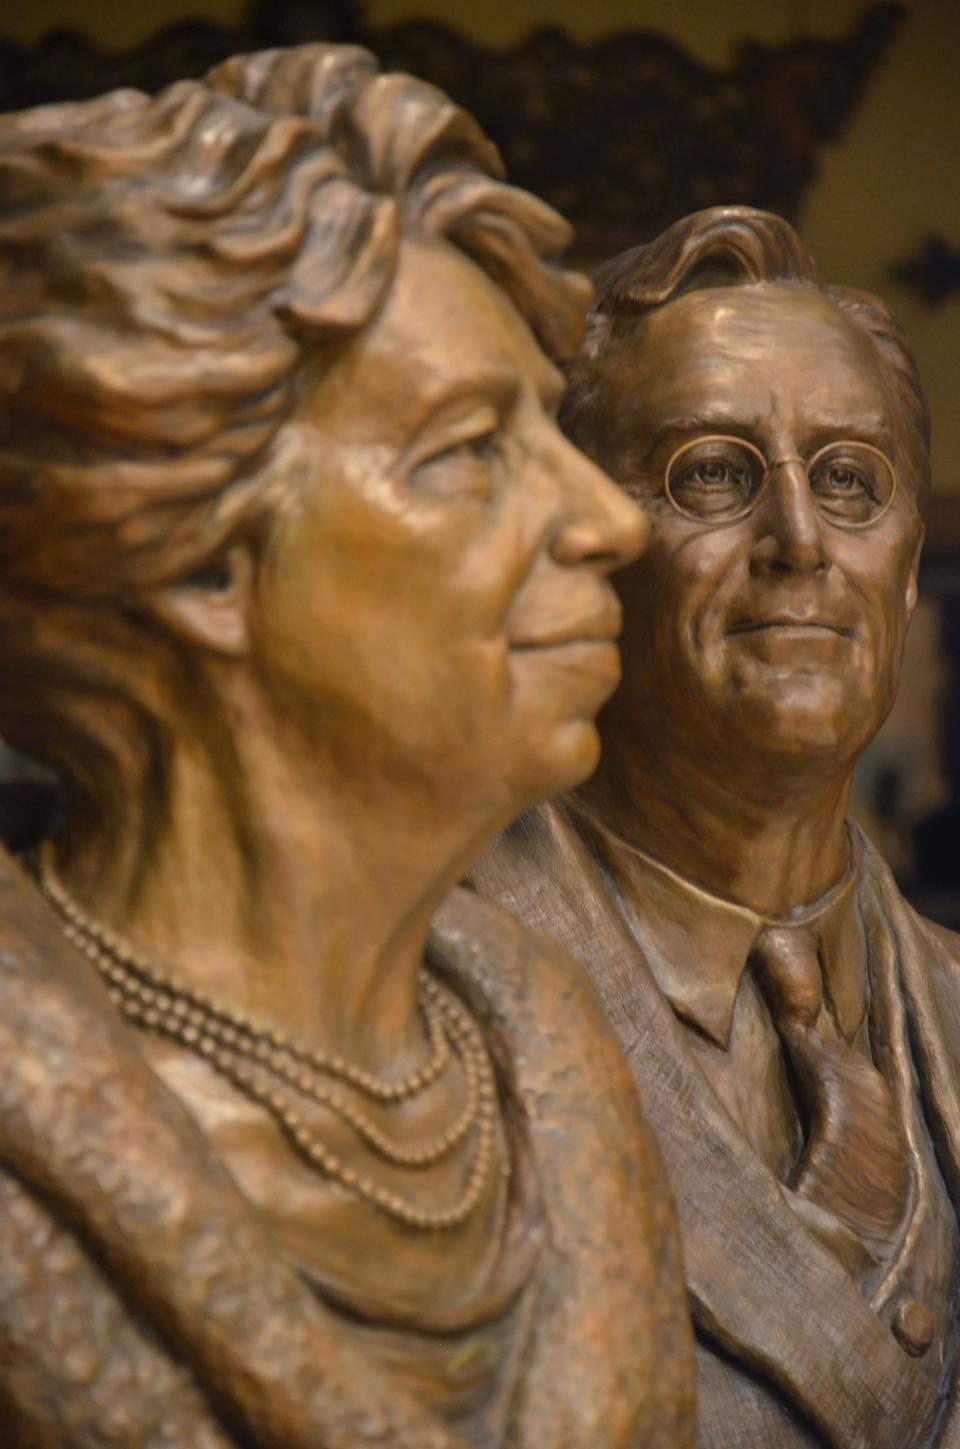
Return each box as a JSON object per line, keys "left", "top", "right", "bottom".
{"left": 819, "top": 464, "right": 868, "bottom": 495}
{"left": 688, "top": 460, "right": 739, "bottom": 487}
{"left": 806, "top": 442, "right": 894, "bottom": 524}
{"left": 673, "top": 458, "right": 752, "bottom": 500}
{"left": 667, "top": 442, "right": 760, "bottom": 519}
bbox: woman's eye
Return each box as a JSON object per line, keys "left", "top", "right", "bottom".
{"left": 447, "top": 431, "right": 498, "bottom": 463}
{"left": 411, "top": 430, "right": 500, "bottom": 497}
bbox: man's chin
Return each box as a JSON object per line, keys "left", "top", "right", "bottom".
{"left": 732, "top": 679, "right": 869, "bottom": 761}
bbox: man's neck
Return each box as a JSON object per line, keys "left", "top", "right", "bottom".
{"left": 577, "top": 742, "right": 853, "bottom": 918}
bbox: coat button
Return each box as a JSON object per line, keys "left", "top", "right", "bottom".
{"left": 892, "top": 1299, "right": 934, "bottom": 1356}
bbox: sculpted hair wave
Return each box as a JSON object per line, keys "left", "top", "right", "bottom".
{"left": 563, "top": 206, "right": 931, "bottom": 506}
{"left": 0, "top": 44, "right": 589, "bottom": 599}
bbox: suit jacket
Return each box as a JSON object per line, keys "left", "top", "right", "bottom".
{"left": 471, "top": 801, "right": 960, "bottom": 1449}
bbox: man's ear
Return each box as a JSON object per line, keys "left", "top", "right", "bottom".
{"left": 147, "top": 545, "right": 254, "bottom": 657}
{"left": 905, "top": 523, "right": 925, "bottom": 621}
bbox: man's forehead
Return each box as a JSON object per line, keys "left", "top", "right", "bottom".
{"left": 603, "top": 282, "right": 892, "bottom": 424}
{"left": 631, "top": 282, "right": 874, "bottom": 361}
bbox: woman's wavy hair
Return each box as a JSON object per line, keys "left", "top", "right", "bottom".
{"left": 561, "top": 206, "right": 931, "bottom": 510}
{"left": 0, "top": 44, "right": 589, "bottom": 775}
{"left": 0, "top": 44, "right": 588, "bottom": 598}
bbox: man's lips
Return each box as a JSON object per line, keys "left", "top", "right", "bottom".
{"left": 727, "top": 616, "right": 853, "bottom": 638}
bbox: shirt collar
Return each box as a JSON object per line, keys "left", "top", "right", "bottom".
{"left": 578, "top": 810, "right": 865, "bottom": 1050}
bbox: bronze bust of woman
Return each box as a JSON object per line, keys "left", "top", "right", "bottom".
{"left": 0, "top": 43, "right": 693, "bottom": 1449}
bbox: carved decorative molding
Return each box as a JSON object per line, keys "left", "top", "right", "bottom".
{"left": 0, "top": 2, "right": 904, "bottom": 257}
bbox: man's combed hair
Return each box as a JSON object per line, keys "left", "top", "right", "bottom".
{"left": 588, "top": 206, "right": 822, "bottom": 326}
{"left": 0, "top": 44, "right": 590, "bottom": 599}
{"left": 562, "top": 206, "right": 931, "bottom": 508}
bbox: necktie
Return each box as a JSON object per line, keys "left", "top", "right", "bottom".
{"left": 751, "top": 924, "right": 911, "bottom": 1265}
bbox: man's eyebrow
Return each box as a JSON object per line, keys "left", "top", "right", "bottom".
{"left": 636, "top": 413, "right": 898, "bottom": 455}
{"left": 799, "top": 418, "right": 895, "bottom": 452}
{"left": 640, "top": 416, "right": 763, "bottom": 452}
{"left": 656, "top": 414, "right": 736, "bottom": 434}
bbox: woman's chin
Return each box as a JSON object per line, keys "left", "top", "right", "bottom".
{"left": 509, "top": 718, "right": 603, "bottom": 810}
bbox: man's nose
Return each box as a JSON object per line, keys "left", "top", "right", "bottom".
{"left": 548, "top": 433, "right": 649, "bottom": 571}
{"left": 750, "top": 460, "right": 827, "bottom": 574}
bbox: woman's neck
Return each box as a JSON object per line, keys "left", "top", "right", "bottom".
{"left": 53, "top": 716, "right": 499, "bottom": 1079}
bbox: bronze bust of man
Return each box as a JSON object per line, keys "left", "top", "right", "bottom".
{"left": 474, "top": 206, "right": 960, "bottom": 1449}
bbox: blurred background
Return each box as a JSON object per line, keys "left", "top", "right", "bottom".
{"left": 1, "top": 0, "right": 959, "bottom": 916}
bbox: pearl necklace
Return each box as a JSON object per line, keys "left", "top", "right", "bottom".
{"left": 37, "top": 841, "right": 497, "bottom": 1231}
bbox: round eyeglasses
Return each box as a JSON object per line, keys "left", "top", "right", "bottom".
{"left": 659, "top": 435, "right": 897, "bottom": 529}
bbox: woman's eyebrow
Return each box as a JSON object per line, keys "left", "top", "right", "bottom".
{"left": 395, "top": 374, "right": 519, "bottom": 462}
{"left": 410, "top": 369, "right": 519, "bottom": 430}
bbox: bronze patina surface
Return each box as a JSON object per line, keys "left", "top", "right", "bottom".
{"left": 0, "top": 46, "right": 694, "bottom": 1448}
{"left": 474, "top": 207, "right": 960, "bottom": 1449}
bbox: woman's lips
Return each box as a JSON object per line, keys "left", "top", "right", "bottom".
{"left": 509, "top": 604, "right": 623, "bottom": 652}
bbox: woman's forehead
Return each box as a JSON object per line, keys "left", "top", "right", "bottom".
{"left": 299, "top": 238, "right": 559, "bottom": 439}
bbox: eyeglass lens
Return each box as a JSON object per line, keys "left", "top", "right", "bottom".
{"left": 665, "top": 437, "right": 895, "bottom": 527}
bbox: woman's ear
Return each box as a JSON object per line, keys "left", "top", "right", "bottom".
{"left": 147, "top": 545, "right": 254, "bottom": 657}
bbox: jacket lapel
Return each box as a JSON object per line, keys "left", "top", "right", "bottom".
{"left": 873, "top": 841, "right": 960, "bottom": 1217}
{"left": 471, "top": 804, "right": 941, "bottom": 1449}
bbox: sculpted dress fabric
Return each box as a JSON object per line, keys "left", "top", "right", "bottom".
{"left": 472, "top": 801, "right": 960, "bottom": 1449}
{"left": 0, "top": 838, "right": 693, "bottom": 1449}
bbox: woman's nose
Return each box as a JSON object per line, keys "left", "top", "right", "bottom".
{"left": 549, "top": 435, "right": 649, "bottom": 571}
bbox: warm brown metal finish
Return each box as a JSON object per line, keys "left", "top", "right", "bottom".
{"left": 475, "top": 206, "right": 960, "bottom": 1449}
{"left": 0, "top": 45, "right": 695, "bottom": 1449}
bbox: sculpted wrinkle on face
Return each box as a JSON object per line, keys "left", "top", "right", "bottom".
{"left": 252, "top": 238, "right": 644, "bottom": 817}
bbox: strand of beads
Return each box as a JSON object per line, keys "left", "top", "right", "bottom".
{"left": 37, "top": 843, "right": 498, "bottom": 1230}
{"left": 39, "top": 844, "right": 450, "bottom": 1100}
{"left": 109, "top": 977, "right": 497, "bottom": 1230}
